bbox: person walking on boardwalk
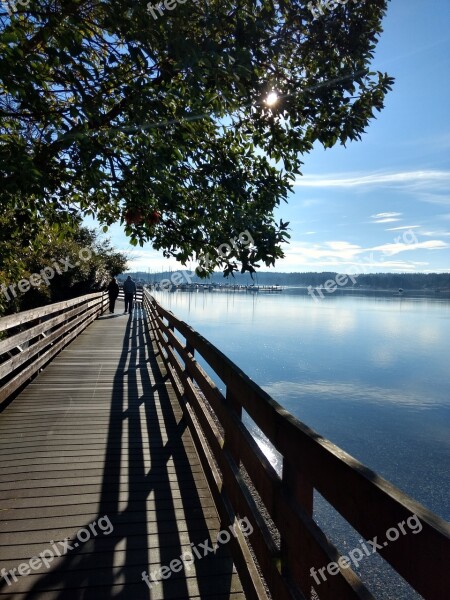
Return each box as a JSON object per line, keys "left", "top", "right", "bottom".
{"left": 107, "top": 277, "right": 120, "bottom": 314}
{"left": 123, "top": 275, "right": 136, "bottom": 314}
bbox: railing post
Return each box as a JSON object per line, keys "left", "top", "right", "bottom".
{"left": 36, "top": 317, "right": 42, "bottom": 363}
{"left": 148, "top": 298, "right": 157, "bottom": 331}
{"left": 101, "top": 291, "right": 108, "bottom": 315}
{"left": 224, "top": 387, "right": 242, "bottom": 467}
{"left": 164, "top": 318, "right": 175, "bottom": 359}
{"left": 281, "top": 460, "right": 314, "bottom": 597}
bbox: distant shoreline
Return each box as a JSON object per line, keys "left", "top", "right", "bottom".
{"left": 283, "top": 286, "right": 450, "bottom": 297}
{"left": 284, "top": 285, "right": 450, "bottom": 292}
{"left": 125, "top": 270, "right": 450, "bottom": 295}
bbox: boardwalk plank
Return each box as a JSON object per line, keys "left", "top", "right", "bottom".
{"left": 0, "top": 303, "right": 244, "bottom": 599}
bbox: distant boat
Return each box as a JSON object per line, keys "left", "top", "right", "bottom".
{"left": 393, "top": 288, "right": 404, "bottom": 296}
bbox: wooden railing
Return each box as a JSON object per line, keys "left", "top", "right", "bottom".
{"left": 143, "top": 290, "right": 450, "bottom": 600}
{"left": 0, "top": 292, "right": 108, "bottom": 407}
{"left": 117, "top": 286, "right": 144, "bottom": 303}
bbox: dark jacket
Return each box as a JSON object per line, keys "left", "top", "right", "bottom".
{"left": 107, "top": 280, "right": 120, "bottom": 299}
{"left": 123, "top": 278, "right": 136, "bottom": 295}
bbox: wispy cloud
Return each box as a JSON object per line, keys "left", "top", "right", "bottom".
{"left": 371, "top": 217, "right": 401, "bottom": 223}
{"left": 372, "top": 212, "right": 402, "bottom": 219}
{"left": 386, "top": 225, "right": 421, "bottom": 231}
{"left": 294, "top": 169, "right": 450, "bottom": 191}
{"left": 419, "top": 230, "right": 450, "bottom": 238}
{"left": 286, "top": 239, "right": 448, "bottom": 260}
{"left": 414, "top": 192, "right": 450, "bottom": 206}
{"left": 121, "top": 248, "right": 189, "bottom": 272}
{"left": 275, "top": 236, "right": 449, "bottom": 272}
{"left": 371, "top": 240, "right": 448, "bottom": 256}
{"left": 371, "top": 212, "right": 402, "bottom": 224}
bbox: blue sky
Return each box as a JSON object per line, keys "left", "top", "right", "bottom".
{"left": 102, "top": 0, "right": 450, "bottom": 274}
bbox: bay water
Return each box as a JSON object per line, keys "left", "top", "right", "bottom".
{"left": 151, "top": 288, "right": 450, "bottom": 598}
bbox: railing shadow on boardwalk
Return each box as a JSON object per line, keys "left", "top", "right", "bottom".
{"left": 4, "top": 305, "right": 235, "bottom": 599}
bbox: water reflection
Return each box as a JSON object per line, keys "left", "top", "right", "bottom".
{"left": 152, "top": 289, "right": 450, "bottom": 521}
{"left": 261, "top": 380, "right": 445, "bottom": 410}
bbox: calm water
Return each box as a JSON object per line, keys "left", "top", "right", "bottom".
{"left": 151, "top": 289, "right": 450, "bottom": 598}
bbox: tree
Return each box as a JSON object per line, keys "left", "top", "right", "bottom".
{"left": 0, "top": 220, "right": 128, "bottom": 315}
{"left": 0, "top": 0, "right": 393, "bottom": 275}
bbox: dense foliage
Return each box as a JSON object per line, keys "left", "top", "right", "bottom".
{"left": 0, "top": 223, "right": 127, "bottom": 315}
{"left": 1, "top": 0, "right": 393, "bottom": 274}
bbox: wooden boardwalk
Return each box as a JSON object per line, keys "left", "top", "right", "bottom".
{"left": 0, "top": 301, "right": 244, "bottom": 599}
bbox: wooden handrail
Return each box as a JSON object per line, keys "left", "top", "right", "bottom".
{"left": 117, "top": 286, "right": 144, "bottom": 301}
{"left": 143, "top": 290, "right": 450, "bottom": 600}
{"left": 0, "top": 292, "right": 108, "bottom": 406}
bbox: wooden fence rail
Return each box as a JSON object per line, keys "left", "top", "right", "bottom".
{"left": 0, "top": 292, "right": 108, "bottom": 406}
{"left": 117, "top": 286, "right": 144, "bottom": 303}
{"left": 143, "top": 290, "right": 450, "bottom": 600}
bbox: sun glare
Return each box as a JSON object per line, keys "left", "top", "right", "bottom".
{"left": 265, "top": 91, "right": 279, "bottom": 107}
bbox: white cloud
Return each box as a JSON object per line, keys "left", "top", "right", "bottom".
{"left": 273, "top": 236, "right": 449, "bottom": 272}
{"left": 386, "top": 225, "right": 421, "bottom": 231}
{"left": 420, "top": 230, "right": 450, "bottom": 237}
{"left": 370, "top": 212, "right": 402, "bottom": 224}
{"left": 283, "top": 241, "right": 362, "bottom": 262}
{"left": 371, "top": 218, "right": 401, "bottom": 224}
{"left": 372, "top": 212, "right": 402, "bottom": 219}
{"left": 294, "top": 169, "right": 450, "bottom": 191}
{"left": 370, "top": 240, "right": 448, "bottom": 256}
{"left": 326, "top": 241, "right": 360, "bottom": 251}
{"left": 122, "top": 248, "right": 191, "bottom": 272}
